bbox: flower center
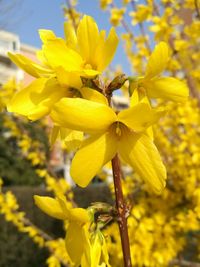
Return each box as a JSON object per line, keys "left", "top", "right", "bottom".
{"left": 84, "top": 63, "right": 93, "bottom": 69}
{"left": 109, "top": 121, "right": 126, "bottom": 137}
{"left": 115, "top": 121, "right": 122, "bottom": 136}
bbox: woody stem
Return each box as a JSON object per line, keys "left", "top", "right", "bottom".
{"left": 111, "top": 154, "right": 132, "bottom": 267}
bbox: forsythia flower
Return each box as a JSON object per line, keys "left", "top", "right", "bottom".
{"left": 0, "top": 78, "right": 19, "bottom": 111}
{"left": 7, "top": 15, "right": 118, "bottom": 120}
{"left": 51, "top": 98, "right": 166, "bottom": 193}
{"left": 100, "top": 0, "right": 113, "bottom": 9}
{"left": 129, "top": 5, "right": 152, "bottom": 25}
{"left": 34, "top": 195, "right": 111, "bottom": 267}
{"left": 110, "top": 8, "right": 126, "bottom": 26}
{"left": 34, "top": 194, "right": 91, "bottom": 266}
{"left": 131, "top": 42, "right": 189, "bottom": 103}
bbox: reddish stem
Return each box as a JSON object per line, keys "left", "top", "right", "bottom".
{"left": 111, "top": 154, "right": 132, "bottom": 267}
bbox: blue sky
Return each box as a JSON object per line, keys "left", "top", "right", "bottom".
{"left": 6, "top": 0, "right": 132, "bottom": 74}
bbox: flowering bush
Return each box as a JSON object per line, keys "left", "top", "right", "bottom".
{"left": 1, "top": 0, "right": 200, "bottom": 266}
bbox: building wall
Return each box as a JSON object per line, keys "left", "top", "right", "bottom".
{"left": 0, "top": 30, "right": 38, "bottom": 85}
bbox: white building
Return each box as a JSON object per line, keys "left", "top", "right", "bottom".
{"left": 0, "top": 30, "right": 38, "bottom": 85}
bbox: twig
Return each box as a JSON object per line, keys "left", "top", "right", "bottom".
{"left": 130, "top": 0, "right": 151, "bottom": 53}
{"left": 65, "top": 0, "right": 77, "bottom": 30}
{"left": 111, "top": 154, "right": 132, "bottom": 267}
{"left": 194, "top": 0, "right": 200, "bottom": 19}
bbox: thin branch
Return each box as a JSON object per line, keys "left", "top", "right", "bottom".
{"left": 111, "top": 154, "right": 132, "bottom": 267}
{"left": 110, "top": 1, "right": 134, "bottom": 39}
{"left": 65, "top": 0, "right": 78, "bottom": 30}
{"left": 130, "top": 0, "right": 151, "bottom": 53}
{"left": 194, "top": 0, "right": 200, "bottom": 19}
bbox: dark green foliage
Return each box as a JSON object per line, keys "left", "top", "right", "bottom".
{"left": 0, "top": 216, "right": 48, "bottom": 267}
{"left": 0, "top": 138, "right": 42, "bottom": 185}
{"left": 0, "top": 113, "right": 50, "bottom": 186}
{"left": 74, "top": 184, "right": 113, "bottom": 207}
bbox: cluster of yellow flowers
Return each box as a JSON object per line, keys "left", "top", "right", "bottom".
{"left": 1, "top": 0, "right": 200, "bottom": 266}
{"left": 7, "top": 15, "right": 188, "bottom": 194}
{"left": 100, "top": 0, "right": 200, "bottom": 98}
{"left": 0, "top": 78, "right": 19, "bottom": 111}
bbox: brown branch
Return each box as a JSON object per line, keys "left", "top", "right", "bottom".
{"left": 110, "top": 1, "right": 134, "bottom": 39}
{"left": 130, "top": 0, "right": 151, "bottom": 53}
{"left": 21, "top": 217, "right": 69, "bottom": 267}
{"left": 111, "top": 154, "right": 132, "bottom": 267}
{"left": 65, "top": 0, "right": 78, "bottom": 30}
{"left": 194, "top": 0, "right": 200, "bottom": 19}
{"left": 22, "top": 217, "right": 53, "bottom": 241}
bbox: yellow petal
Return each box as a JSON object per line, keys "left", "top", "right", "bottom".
{"left": 8, "top": 52, "right": 53, "bottom": 78}
{"left": 8, "top": 78, "right": 68, "bottom": 120}
{"left": 51, "top": 98, "right": 117, "bottom": 134}
{"left": 91, "top": 234, "right": 102, "bottom": 267}
{"left": 70, "top": 131, "right": 118, "bottom": 187}
{"left": 118, "top": 103, "right": 164, "bottom": 132}
{"left": 55, "top": 67, "right": 82, "bottom": 89}
{"left": 64, "top": 21, "right": 77, "bottom": 50}
{"left": 145, "top": 42, "right": 169, "bottom": 79}
{"left": 34, "top": 195, "right": 66, "bottom": 220}
{"left": 77, "top": 15, "right": 99, "bottom": 64}
{"left": 7, "top": 78, "right": 50, "bottom": 120}
{"left": 43, "top": 38, "right": 83, "bottom": 71}
{"left": 101, "top": 236, "right": 111, "bottom": 267}
{"left": 29, "top": 77, "right": 68, "bottom": 107}
{"left": 69, "top": 208, "right": 90, "bottom": 223}
{"left": 36, "top": 50, "right": 49, "bottom": 66}
{"left": 81, "top": 226, "right": 92, "bottom": 267}
{"left": 146, "top": 126, "right": 154, "bottom": 140}
{"left": 82, "top": 69, "right": 100, "bottom": 77}
{"left": 60, "top": 128, "right": 83, "bottom": 151}
{"left": 27, "top": 105, "right": 50, "bottom": 121}
{"left": 118, "top": 132, "right": 166, "bottom": 193}
{"left": 65, "top": 222, "right": 88, "bottom": 266}
{"left": 130, "top": 88, "right": 139, "bottom": 107}
{"left": 57, "top": 195, "right": 90, "bottom": 223}
{"left": 79, "top": 87, "right": 108, "bottom": 105}
{"left": 38, "top": 29, "right": 56, "bottom": 43}
{"left": 145, "top": 77, "right": 189, "bottom": 102}
{"left": 95, "top": 27, "right": 119, "bottom": 72}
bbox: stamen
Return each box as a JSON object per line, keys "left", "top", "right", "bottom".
{"left": 116, "top": 122, "right": 122, "bottom": 136}
{"left": 84, "top": 63, "right": 92, "bottom": 69}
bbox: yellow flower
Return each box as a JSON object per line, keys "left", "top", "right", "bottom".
{"left": 51, "top": 98, "right": 166, "bottom": 193}
{"left": 63, "top": 15, "right": 119, "bottom": 74}
{"left": 34, "top": 194, "right": 90, "bottom": 266}
{"left": 50, "top": 125, "right": 83, "bottom": 150}
{"left": 7, "top": 74, "right": 107, "bottom": 121}
{"left": 110, "top": 8, "right": 126, "bottom": 26}
{"left": 9, "top": 16, "right": 118, "bottom": 78}
{"left": 0, "top": 78, "right": 19, "bottom": 111}
{"left": 129, "top": 5, "right": 152, "bottom": 25}
{"left": 131, "top": 42, "right": 189, "bottom": 103}
{"left": 100, "top": 0, "right": 112, "bottom": 10}
{"left": 7, "top": 15, "right": 118, "bottom": 121}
